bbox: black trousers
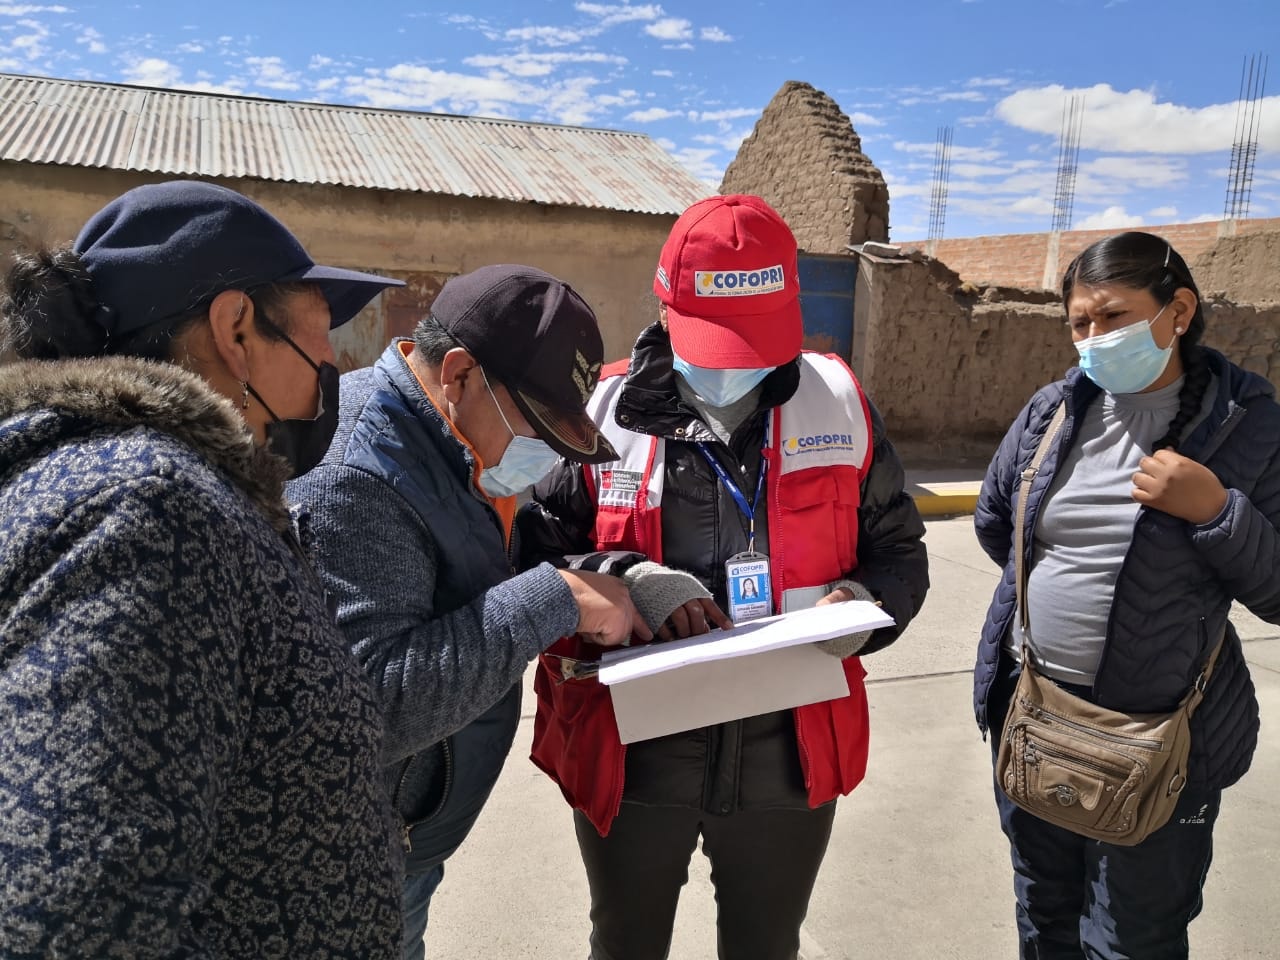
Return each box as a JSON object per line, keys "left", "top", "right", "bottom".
{"left": 573, "top": 801, "right": 837, "bottom": 960}
{"left": 989, "top": 655, "right": 1221, "bottom": 960}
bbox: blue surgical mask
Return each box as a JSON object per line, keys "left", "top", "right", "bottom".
{"left": 671, "top": 351, "right": 772, "bottom": 407}
{"left": 477, "top": 368, "right": 561, "bottom": 497}
{"left": 1075, "top": 305, "right": 1174, "bottom": 395}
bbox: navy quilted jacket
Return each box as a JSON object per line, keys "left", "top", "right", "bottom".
{"left": 974, "top": 348, "right": 1280, "bottom": 788}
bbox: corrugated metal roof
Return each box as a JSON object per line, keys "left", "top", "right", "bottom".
{"left": 0, "top": 73, "right": 710, "bottom": 215}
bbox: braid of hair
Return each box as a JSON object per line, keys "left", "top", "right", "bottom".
{"left": 1151, "top": 342, "right": 1210, "bottom": 451}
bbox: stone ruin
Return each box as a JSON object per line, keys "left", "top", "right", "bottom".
{"left": 720, "top": 81, "right": 890, "bottom": 253}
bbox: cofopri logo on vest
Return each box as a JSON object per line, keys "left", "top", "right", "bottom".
{"left": 783, "top": 432, "right": 860, "bottom": 457}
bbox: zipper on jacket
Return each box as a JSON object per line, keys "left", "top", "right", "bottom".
{"left": 392, "top": 739, "right": 456, "bottom": 853}
{"left": 1190, "top": 402, "right": 1247, "bottom": 465}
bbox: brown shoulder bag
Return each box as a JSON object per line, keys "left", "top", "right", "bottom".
{"left": 994, "top": 402, "right": 1225, "bottom": 846}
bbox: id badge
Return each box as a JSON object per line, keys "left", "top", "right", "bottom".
{"left": 725, "top": 551, "right": 773, "bottom": 624}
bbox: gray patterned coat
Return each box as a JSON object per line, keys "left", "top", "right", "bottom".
{"left": 0, "top": 358, "right": 402, "bottom": 958}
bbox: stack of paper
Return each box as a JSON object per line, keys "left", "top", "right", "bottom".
{"left": 600, "top": 601, "right": 896, "bottom": 744}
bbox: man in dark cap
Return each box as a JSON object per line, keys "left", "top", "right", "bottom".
{"left": 285, "top": 264, "right": 651, "bottom": 959}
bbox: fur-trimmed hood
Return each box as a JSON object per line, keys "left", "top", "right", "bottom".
{"left": 0, "top": 355, "right": 292, "bottom": 531}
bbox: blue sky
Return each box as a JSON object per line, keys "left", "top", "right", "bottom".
{"left": 2, "top": 0, "right": 1277, "bottom": 240}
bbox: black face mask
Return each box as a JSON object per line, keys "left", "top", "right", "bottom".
{"left": 244, "top": 321, "right": 340, "bottom": 479}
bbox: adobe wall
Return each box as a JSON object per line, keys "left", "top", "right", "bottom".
{"left": 857, "top": 246, "right": 1280, "bottom": 461}
{"left": 720, "top": 81, "right": 889, "bottom": 254}
{"left": 899, "top": 217, "right": 1280, "bottom": 294}
{"left": 0, "top": 162, "right": 674, "bottom": 369}
{"left": 854, "top": 253, "right": 1073, "bottom": 460}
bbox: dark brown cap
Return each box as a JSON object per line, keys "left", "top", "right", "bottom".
{"left": 430, "top": 264, "right": 617, "bottom": 464}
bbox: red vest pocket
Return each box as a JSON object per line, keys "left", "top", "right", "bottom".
{"left": 794, "top": 656, "right": 870, "bottom": 805}
{"left": 530, "top": 648, "right": 627, "bottom": 837}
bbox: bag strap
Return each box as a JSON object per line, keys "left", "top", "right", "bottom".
{"left": 1011, "top": 399, "right": 1229, "bottom": 713}
{"left": 1183, "top": 626, "right": 1228, "bottom": 717}
{"left": 1014, "top": 402, "right": 1067, "bottom": 641}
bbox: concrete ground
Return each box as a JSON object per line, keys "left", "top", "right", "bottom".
{"left": 427, "top": 516, "right": 1280, "bottom": 959}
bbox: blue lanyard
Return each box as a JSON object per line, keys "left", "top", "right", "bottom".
{"left": 694, "top": 442, "right": 767, "bottom": 553}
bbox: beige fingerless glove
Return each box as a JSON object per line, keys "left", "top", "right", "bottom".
{"left": 814, "top": 579, "right": 878, "bottom": 658}
{"left": 620, "top": 561, "right": 712, "bottom": 634}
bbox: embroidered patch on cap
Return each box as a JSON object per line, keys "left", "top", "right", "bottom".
{"left": 694, "top": 265, "right": 786, "bottom": 297}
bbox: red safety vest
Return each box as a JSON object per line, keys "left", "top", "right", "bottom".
{"left": 531, "top": 352, "right": 876, "bottom": 836}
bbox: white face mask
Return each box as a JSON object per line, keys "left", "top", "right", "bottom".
{"left": 671, "top": 350, "right": 773, "bottom": 406}
{"left": 476, "top": 368, "right": 560, "bottom": 497}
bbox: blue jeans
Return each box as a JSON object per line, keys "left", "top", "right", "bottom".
{"left": 989, "top": 655, "right": 1221, "bottom": 959}
{"left": 402, "top": 864, "right": 444, "bottom": 960}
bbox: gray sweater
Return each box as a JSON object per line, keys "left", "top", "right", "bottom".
{"left": 286, "top": 347, "right": 579, "bottom": 773}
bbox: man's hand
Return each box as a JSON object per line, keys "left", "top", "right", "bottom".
{"left": 656, "top": 598, "right": 733, "bottom": 642}
{"left": 1132, "top": 449, "right": 1229, "bottom": 525}
{"left": 558, "top": 569, "right": 654, "bottom": 647}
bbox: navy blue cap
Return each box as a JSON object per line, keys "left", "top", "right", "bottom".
{"left": 73, "top": 179, "right": 403, "bottom": 335}
{"left": 430, "top": 264, "right": 617, "bottom": 465}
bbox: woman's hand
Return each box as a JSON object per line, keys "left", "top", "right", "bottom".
{"left": 1132, "top": 449, "right": 1229, "bottom": 524}
{"left": 815, "top": 586, "right": 856, "bottom": 605}
{"left": 656, "top": 598, "right": 734, "bottom": 642}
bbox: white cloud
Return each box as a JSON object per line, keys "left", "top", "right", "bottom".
{"left": 342, "top": 63, "right": 624, "bottom": 127}
{"left": 1080, "top": 155, "right": 1187, "bottom": 190}
{"left": 310, "top": 55, "right": 333, "bottom": 69}
{"left": 996, "top": 83, "right": 1280, "bottom": 154}
{"left": 692, "top": 129, "right": 750, "bottom": 153}
{"left": 894, "top": 140, "right": 1005, "bottom": 163}
{"left": 966, "top": 76, "right": 1012, "bottom": 88}
{"left": 691, "top": 107, "right": 757, "bottom": 123}
{"left": 176, "top": 41, "right": 203, "bottom": 54}
{"left": 700, "top": 26, "right": 732, "bottom": 42}
{"left": 575, "top": 3, "right": 662, "bottom": 26}
{"left": 627, "top": 106, "right": 682, "bottom": 122}
{"left": 662, "top": 42, "right": 693, "bottom": 50}
{"left": 652, "top": 68, "right": 673, "bottom": 77}
{"left": 0, "top": 4, "right": 68, "bottom": 13}
{"left": 463, "top": 50, "right": 627, "bottom": 78}
{"left": 122, "top": 56, "right": 181, "bottom": 88}
{"left": 245, "top": 55, "right": 301, "bottom": 91}
{"left": 848, "top": 111, "right": 883, "bottom": 128}
{"left": 669, "top": 145, "right": 722, "bottom": 188}
{"left": 75, "top": 27, "right": 105, "bottom": 54}
{"left": 645, "top": 17, "right": 692, "bottom": 40}
{"left": 896, "top": 84, "right": 988, "bottom": 107}
{"left": 1147, "top": 205, "right": 1178, "bottom": 219}
{"left": 7, "top": 17, "right": 51, "bottom": 60}
{"left": 504, "top": 25, "right": 587, "bottom": 46}
{"left": 1074, "top": 205, "right": 1145, "bottom": 230}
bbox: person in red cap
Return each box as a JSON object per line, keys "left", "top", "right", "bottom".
{"left": 518, "top": 195, "right": 930, "bottom": 959}
{"left": 284, "top": 264, "right": 652, "bottom": 959}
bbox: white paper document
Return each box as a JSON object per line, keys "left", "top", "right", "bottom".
{"left": 600, "top": 601, "right": 896, "bottom": 744}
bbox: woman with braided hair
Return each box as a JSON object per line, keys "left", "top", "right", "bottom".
{"left": 972, "top": 231, "right": 1280, "bottom": 958}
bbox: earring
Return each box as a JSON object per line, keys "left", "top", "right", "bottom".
{"left": 240, "top": 381, "right": 249, "bottom": 409}
{"left": 1175, "top": 327, "right": 1184, "bottom": 335}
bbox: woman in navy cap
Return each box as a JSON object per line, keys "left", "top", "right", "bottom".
{"left": 0, "top": 180, "right": 404, "bottom": 957}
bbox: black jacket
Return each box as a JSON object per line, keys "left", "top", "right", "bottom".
{"left": 517, "top": 323, "right": 929, "bottom": 813}
{"left": 974, "top": 349, "right": 1280, "bottom": 788}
